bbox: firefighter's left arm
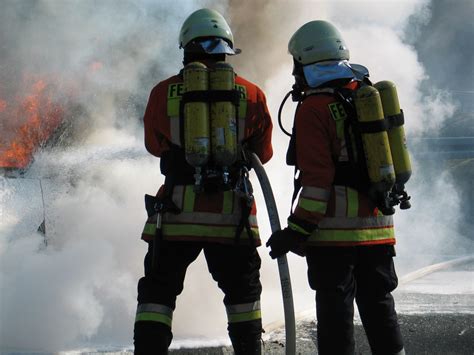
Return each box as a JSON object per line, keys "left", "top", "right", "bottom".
{"left": 290, "top": 100, "right": 335, "bottom": 230}
{"left": 245, "top": 87, "right": 273, "bottom": 164}
{"left": 144, "top": 84, "right": 171, "bottom": 158}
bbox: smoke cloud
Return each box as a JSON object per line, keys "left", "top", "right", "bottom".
{"left": 1, "top": 0, "right": 471, "bottom": 352}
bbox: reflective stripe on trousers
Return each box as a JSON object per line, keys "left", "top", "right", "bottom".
{"left": 226, "top": 300, "right": 261, "bottom": 323}
{"left": 135, "top": 303, "right": 173, "bottom": 327}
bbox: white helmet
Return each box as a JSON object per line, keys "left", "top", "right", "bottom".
{"left": 179, "top": 8, "right": 240, "bottom": 55}
{"left": 288, "top": 20, "right": 349, "bottom": 65}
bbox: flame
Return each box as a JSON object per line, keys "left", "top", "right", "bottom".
{"left": 0, "top": 78, "right": 64, "bottom": 169}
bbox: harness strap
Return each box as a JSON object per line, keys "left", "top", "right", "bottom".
{"left": 358, "top": 119, "right": 389, "bottom": 133}
{"left": 181, "top": 89, "right": 241, "bottom": 106}
{"left": 386, "top": 110, "right": 404, "bottom": 128}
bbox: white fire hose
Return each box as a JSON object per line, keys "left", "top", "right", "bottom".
{"left": 250, "top": 152, "right": 296, "bottom": 355}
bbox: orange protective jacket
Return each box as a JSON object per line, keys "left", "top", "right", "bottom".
{"left": 291, "top": 81, "right": 395, "bottom": 246}
{"left": 142, "top": 71, "right": 273, "bottom": 245}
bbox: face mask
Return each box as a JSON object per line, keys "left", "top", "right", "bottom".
{"left": 303, "top": 60, "right": 355, "bottom": 88}
{"left": 198, "top": 38, "right": 241, "bottom": 55}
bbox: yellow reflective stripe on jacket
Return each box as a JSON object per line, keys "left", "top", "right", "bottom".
{"left": 347, "top": 188, "right": 359, "bottom": 218}
{"left": 319, "top": 215, "right": 393, "bottom": 229}
{"left": 298, "top": 197, "right": 328, "bottom": 214}
{"left": 334, "top": 185, "right": 359, "bottom": 218}
{"left": 162, "top": 224, "right": 259, "bottom": 239}
{"left": 135, "top": 303, "right": 173, "bottom": 327}
{"left": 226, "top": 301, "right": 261, "bottom": 324}
{"left": 311, "top": 226, "right": 395, "bottom": 243}
{"left": 167, "top": 83, "right": 183, "bottom": 117}
{"left": 183, "top": 185, "right": 195, "bottom": 213}
{"left": 309, "top": 215, "right": 394, "bottom": 243}
{"left": 235, "top": 84, "right": 248, "bottom": 119}
{"left": 222, "top": 190, "right": 234, "bottom": 214}
{"left": 288, "top": 220, "right": 311, "bottom": 236}
{"left": 334, "top": 186, "right": 347, "bottom": 216}
{"left": 164, "top": 212, "right": 257, "bottom": 226}
{"left": 328, "top": 101, "right": 347, "bottom": 139}
{"left": 143, "top": 223, "right": 155, "bottom": 237}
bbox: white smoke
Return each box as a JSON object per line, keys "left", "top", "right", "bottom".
{"left": 0, "top": 0, "right": 469, "bottom": 352}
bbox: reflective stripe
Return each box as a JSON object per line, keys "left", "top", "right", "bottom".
{"left": 300, "top": 186, "right": 330, "bottom": 201}
{"left": 169, "top": 116, "right": 181, "bottom": 145}
{"left": 334, "top": 186, "right": 347, "bottom": 217}
{"left": 167, "top": 92, "right": 181, "bottom": 117}
{"left": 226, "top": 301, "right": 261, "bottom": 314}
{"left": 137, "top": 303, "right": 173, "bottom": 316}
{"left": 164, "top": 211, "right": 257, "bottom": 226}
{"left": 312, "top": 226, "right": 395, "bottom": 243}
{"left": 183, "top": 185, "right": 195, "bottom": 213}
{"left": 163, "top": 224, "right": 259, "bottom": 239}
{"left": 339, "top": 139, "right": 349, "bottom": 162}
{"left": 143, "top": 223, "right": 155, "bottom": 237}
{"left": 236, "top": 84, "right": 248, "bottom": 120}
{"left": 298, "top": 197, "right": 327, "bottom": 214}
{"left": 288, "top": 220, "right": 311, "bottom": 236}
{"left": 222, "top": 190, "right": 233, "bottom": 214}
{"left": 135, "top": 312, "right": 172, "bottom": 327}
{"left": 227, "top": 310, "right": 261, "bottom": 323}
{"left": 347, "top": 188, "right": 359, "bottom": 218}
{"left": 135, "top": 303, "right": 173, "bottom": 327}
{"left": 319, "top": 215, "right": 393, "bottom": 229}
{"left": 226, "top": 301, "right": 261, "bottom": 324}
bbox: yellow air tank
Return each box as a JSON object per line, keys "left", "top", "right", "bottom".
{"left": 374, "top": 81, "right": 412, "bottom": 185}
{"left": 354, "top": 86, "right": 396, "bottom": 200}
{"left": 183, "top": 62, "right": 210, "bottom": 169}
{"left": 209, "top": 62, "right": 238, "bottom": 169}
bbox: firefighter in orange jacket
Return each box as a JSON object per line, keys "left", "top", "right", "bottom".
{"left": 134, "top": 8, "right": 272, "bottom": 355}
{"left": 266, "top": 21, "right": 405, "bottom": 355}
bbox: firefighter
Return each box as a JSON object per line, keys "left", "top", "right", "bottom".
{"left": 266, "top": 20, "right": 406, "bottom": 355}
{"left": 133, "top": 8, "right": 273, "bottom": 355}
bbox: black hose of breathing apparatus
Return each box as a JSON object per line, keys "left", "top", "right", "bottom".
{"left": 278, "top": 83, "right": 304, "bottom": 138}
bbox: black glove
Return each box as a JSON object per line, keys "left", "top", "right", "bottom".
{"left": 266, "top": 227, "right": 307, "bottom": 259}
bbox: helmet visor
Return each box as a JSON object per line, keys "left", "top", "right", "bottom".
{"left": 303, "top": 60, "right": 355, "bottom": 88}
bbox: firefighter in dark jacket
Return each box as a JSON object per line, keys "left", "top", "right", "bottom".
{"left": 133, "top": 8, "right": 273, "bottom": 355}
{"left": 266, "top": 20, "right": 406, "bottom": 355}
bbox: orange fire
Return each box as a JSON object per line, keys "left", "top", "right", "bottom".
{"left": 0, "top": 78, "right": 64, "bottom": 169}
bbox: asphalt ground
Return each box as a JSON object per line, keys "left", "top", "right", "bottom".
{"left": 166, "top": 258, "right": 474, "bottom": 354}
{"left": 164, "top": 313, "right": 474, "bottom": 355}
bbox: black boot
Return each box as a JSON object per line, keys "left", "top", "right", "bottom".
{"left": 134, "top": 321, "right": 172, "bottom": 355}
{"left": 231, "top": 334, "right": 262, "bottom": 355}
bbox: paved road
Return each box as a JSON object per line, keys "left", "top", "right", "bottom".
{"left": 166, "top": 257, "right": 474, "bottom": 354}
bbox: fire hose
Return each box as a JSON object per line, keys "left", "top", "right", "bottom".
{"left": 250, "top": 152, "right": 296, "bottom": 355}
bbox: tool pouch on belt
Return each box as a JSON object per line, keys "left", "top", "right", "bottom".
{"left": 145, "top": 194, "right": 158, "bottom": 218}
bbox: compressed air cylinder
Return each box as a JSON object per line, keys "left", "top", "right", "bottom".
{"left": 209, "top": 61, "right": 238, "bottom": 167}
{"left": 354, "top": 86, "right": 395, "bottom": 193}
{"left": 183, "top": 62, "right": 210, "bottom": 168}
{"left": 374, "top": 81, "right": 412, "bottom": 185}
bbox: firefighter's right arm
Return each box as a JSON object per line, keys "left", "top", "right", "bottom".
{"left": 144, "top": 84, "right": 171, "bottom": 158}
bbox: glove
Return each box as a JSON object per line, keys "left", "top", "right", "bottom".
{"left": 266, "top": 227, "right": 307, "bottom": 259}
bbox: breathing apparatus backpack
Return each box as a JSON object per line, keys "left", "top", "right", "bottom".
{"left": 280, "top": 78, "right": 412, "bottom": 216}
{"left": 157, "top": 61, "right": 256, "bottom": 244}
{"left": 181, "top": 61, "right": 244, "bottom": 192}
